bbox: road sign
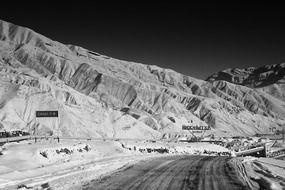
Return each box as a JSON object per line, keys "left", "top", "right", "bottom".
{"left": 182, "top": 125, "right": 210, "bottom": 131}
{"left": 36, "top": 111, "right": 58, "bottom": 117}
{"left": 34, "top": 111, "right": 60, "bottom": 142}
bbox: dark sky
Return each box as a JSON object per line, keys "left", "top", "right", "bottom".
{"left": 1, "top": 2, "right": 285, "bottom": 79}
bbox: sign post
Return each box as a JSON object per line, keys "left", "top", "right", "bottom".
{"left": 276, "top": 127, "right": 285, "bottom": 143}
{"left": 182, "top": 125, "right": 211, "bottom": 141}
{"left": 35, "top": 111, "right": 59, "bottom": 143}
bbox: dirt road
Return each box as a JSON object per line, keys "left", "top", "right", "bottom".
{"left": 82, "top": 155, "right": 252, "bottom": 190}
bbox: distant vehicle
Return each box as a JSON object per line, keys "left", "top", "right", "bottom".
{"left": 258, "top": 137, "right": 270, "bottom": 143}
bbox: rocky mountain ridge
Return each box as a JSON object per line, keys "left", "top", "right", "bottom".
{"left": 0, "top": 19, "right": 284, "bottom": 139}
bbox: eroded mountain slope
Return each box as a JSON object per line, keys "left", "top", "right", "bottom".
{"left": 0, "top": 19, "right": 283, "bottom": 138}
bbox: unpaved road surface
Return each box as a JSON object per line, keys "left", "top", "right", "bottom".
{"left": 83, "top": 155, "right": 252, "bottom": 190}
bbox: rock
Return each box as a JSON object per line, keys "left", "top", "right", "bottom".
{"left": 0, "top": 19, "right": 284, "bottom": 139}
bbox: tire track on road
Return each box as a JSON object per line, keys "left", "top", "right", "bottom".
{"left": 83, "top": 156, "right": 253, "bottom": 190}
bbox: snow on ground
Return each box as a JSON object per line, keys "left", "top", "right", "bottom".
{"left": 0, "top": 139, "right": 130, "bottom": 189}
{"left": 242, "top": 157, "right": 285, "bottom": 190}
{"left": 254, "top": 158, "right": 285, "bottom": 182}
{"left": 122, "top": 141, "right": 231, "bottom": 155}
{"left": 0, "top": 139, "right": 230, "bottom": 189}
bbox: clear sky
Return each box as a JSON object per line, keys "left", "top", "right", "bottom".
{"left": 1, "top": 2, "right": 285, "bottom": 79}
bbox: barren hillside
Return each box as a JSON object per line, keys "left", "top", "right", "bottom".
{"left": 0, "top": 19, "right": 283, "bottom": 138}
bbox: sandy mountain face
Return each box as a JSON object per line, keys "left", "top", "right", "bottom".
{"left": 0, "top": 19, "right": 283, "bottom": 139}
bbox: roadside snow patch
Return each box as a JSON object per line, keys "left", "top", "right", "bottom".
{"left": 38, "top": 143, "right": 91, "bottom": 162}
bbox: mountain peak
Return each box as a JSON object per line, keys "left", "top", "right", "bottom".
{"left": 0, "top": 19, "right": 284, "bottom": 138}
{"left": 207, "top": 63, "right": 285, "bottom": 88}
{"left": 0, "top": 19, "right": 50, "bottom": 46}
